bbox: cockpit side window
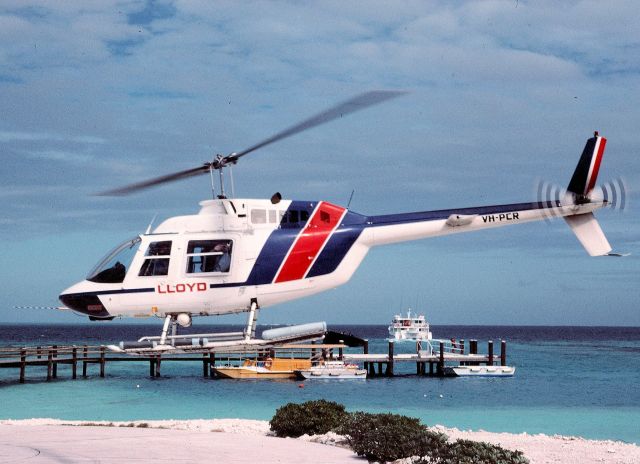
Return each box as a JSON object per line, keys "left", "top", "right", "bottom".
{"left": 186, "top": 240, "right": 232, "bottom": 274}
{"left": 139, "top": 241, "right": 172, "bottom": 277}
{"left": 87, "top": 237, "right": 140, "bottom": 284}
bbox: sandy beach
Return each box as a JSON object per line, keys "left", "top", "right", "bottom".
{"left": 0, "top": 419, "right": 638, "bottom": 464}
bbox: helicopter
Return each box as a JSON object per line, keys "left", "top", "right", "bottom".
{"left": 58, "top": 91, "right": 620, "bottom": 347}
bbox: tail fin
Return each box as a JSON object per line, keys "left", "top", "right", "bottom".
{"left": 564, "top": 132, "right": 612, "bottom": 256}
{"left": 567, "top": 131, "right": 607, "bottom": 200}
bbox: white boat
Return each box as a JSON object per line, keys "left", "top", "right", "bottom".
{"left": 388, "top": 309, "right": 433, "bottom": 341}
{"left": 295, "top": 360, "right": 367, "bottom": 379}
{"left": 449, "top": 365, "right": 516, "bottom": 377}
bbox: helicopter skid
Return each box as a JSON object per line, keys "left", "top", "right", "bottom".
{"left": 107, "top": 321, "right": 328, "bottom": 355}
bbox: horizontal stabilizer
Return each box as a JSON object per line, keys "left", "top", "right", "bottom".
{"left": 564, "top": 213, "right": 612, "bottom": 256}
{"left": 446, "top": 214, "right": 477, "bottom": 227}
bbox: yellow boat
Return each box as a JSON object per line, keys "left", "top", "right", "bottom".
{"left": 214, "top": 357, "right": 312, "bottom": 379}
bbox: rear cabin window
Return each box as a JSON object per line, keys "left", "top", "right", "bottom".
{"left": 279, "top": 209, "right": 311, "bottom": 227}
{"left": 186, "top": 240, "right": 233, "bottom": 274}
{"left": 139, "top": 241, "right": 172, "bottom": 276}
{"left": 250, "top": 209, "right": 267, "bottom": 224}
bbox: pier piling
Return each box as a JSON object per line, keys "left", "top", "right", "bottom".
{"left": 46, "top": 351, "right": 53, "bottom": 381}
{"left": 386, "top": 341, "right": 394, "bottom": 377}
{"left": 470, "top": 340, "right": 478, "bottom": 366}
{"left": 209, "top": 353, "right": 216, "bottom": 379}
{"left": 501, "top": 339, "right": 507, "bottom": 366}
{"left": 19, "top": 349, "right": 26, "bottom": 383}
{"left": 72, "top": 347, "right": 77, "bottom": 379}
{"left": 99, "top": 347, "right": 106, "bottom": 378}
{"left": 82, "top": 346, "right": 88, "bottom": 377}
{"left": 363, "top": 339, "right": 369, "bottom": 372}
{"left": 52, "top": 345, "right": 58, "bottom": 378}
{"left": 488, "top": 340, "right": 494, "bottom": 366}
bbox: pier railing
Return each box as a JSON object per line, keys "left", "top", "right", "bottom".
{"left": 0, "top": 345, "right": 107, "bottom": 382}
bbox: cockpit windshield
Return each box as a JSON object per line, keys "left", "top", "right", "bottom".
{"left": 87, "top": 237, "right": 141, "bottom": 283}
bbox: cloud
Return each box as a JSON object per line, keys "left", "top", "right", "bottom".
{"left": 25, "top": 149, "right": 94, "bottom": 163}
{"left": 0, "top": 131, "right": 105, "bottom": 144}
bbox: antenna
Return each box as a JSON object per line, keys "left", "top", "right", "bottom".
{"left": 347, "top": 189, "right": 355, "bottom": 209}
{"left": 144, "top": 213, "right": 158, "bottom": 234}
{"left": 209, "top": 164, "right": 216, "bottom": 199}
{"left": 218, "top": 166, "right": 225, "bottom": 198}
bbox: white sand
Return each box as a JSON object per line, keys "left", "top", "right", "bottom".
{"left": 0, "top": 419, "right": 638, "bottom": 464}
{"left": 431, "top": 425, "right": 640, "bottom": 464}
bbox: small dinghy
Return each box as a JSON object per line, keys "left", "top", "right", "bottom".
{"left": 295, "top": 360, "right": 367, "bottom": 380}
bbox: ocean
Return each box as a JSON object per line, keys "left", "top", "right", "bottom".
{"left": 1, "top": 324, "right": 638, "bottom": 444}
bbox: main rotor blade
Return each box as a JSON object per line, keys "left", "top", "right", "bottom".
{"left": 95, "top": 165, "right": 209, "bottom": 196}
{"left": 229, "top": 90, "right": 407, "bottom": 161}
{"left": 95, "top": 90, "right": 406, "bottom": 196}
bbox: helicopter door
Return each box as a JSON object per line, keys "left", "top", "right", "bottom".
{"left": 119, "top": 239, "right": 175, "bottom": 317}
{"left": 184, "top": 238, "right": 235, "bottom": 314}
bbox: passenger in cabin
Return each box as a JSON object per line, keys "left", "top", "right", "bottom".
{"left": 214, "top": 243, "right": 231, "bottom": 272}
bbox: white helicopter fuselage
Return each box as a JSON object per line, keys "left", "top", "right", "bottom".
{"left": 59, "top": 133, "right": 613, "bottom": 321}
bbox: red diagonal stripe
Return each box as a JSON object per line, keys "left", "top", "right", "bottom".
{"left": 275, "top": 202, "right": 345, "bottom": 283}
{"left": 587, "top": 137, "right": 606, "bottom": 193}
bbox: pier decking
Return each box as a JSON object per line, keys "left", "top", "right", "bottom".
{"left": 0, "top": 338, "right": 508, "bottom": 382}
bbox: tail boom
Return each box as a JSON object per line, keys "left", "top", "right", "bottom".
{"left": 360, "top": 200, "right": 606, "bottom": 247}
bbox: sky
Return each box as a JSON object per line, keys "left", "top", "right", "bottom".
{"left": 0, "top": 0, "right": 638, "bottom": 326}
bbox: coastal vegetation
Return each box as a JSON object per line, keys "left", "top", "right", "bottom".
{"left": 270, "top": 400, "right": 529, "bottom": 463}
{"left": 269, "top": 399, "right": 348, "bottom": 438}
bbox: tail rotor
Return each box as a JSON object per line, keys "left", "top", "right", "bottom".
{"left": 600, "top": 177, "right": 629, "bottom": 212}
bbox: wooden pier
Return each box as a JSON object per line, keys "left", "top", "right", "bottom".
{"left": 0, "top": 338, "right": 507, "bottom": 382}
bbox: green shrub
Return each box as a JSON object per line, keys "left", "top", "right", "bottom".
{"left": 423, "top": 438, "right": 529, "bottom": 464}
{"left": 339, "top": 412, "right": 448, "bottom": 463}
{"left": 269, "top": 402, "right": 529, "bottom": 464}
{"left": 269, "top": 399, "right": 348, "bottom": 438}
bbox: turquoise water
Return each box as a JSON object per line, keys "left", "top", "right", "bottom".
{"left": 1, "top": 324, "right": 638, "bottom": 443}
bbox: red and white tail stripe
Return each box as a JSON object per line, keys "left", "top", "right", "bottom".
{"left": 585, "top": 135, "right": 606, "bottom": 195}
